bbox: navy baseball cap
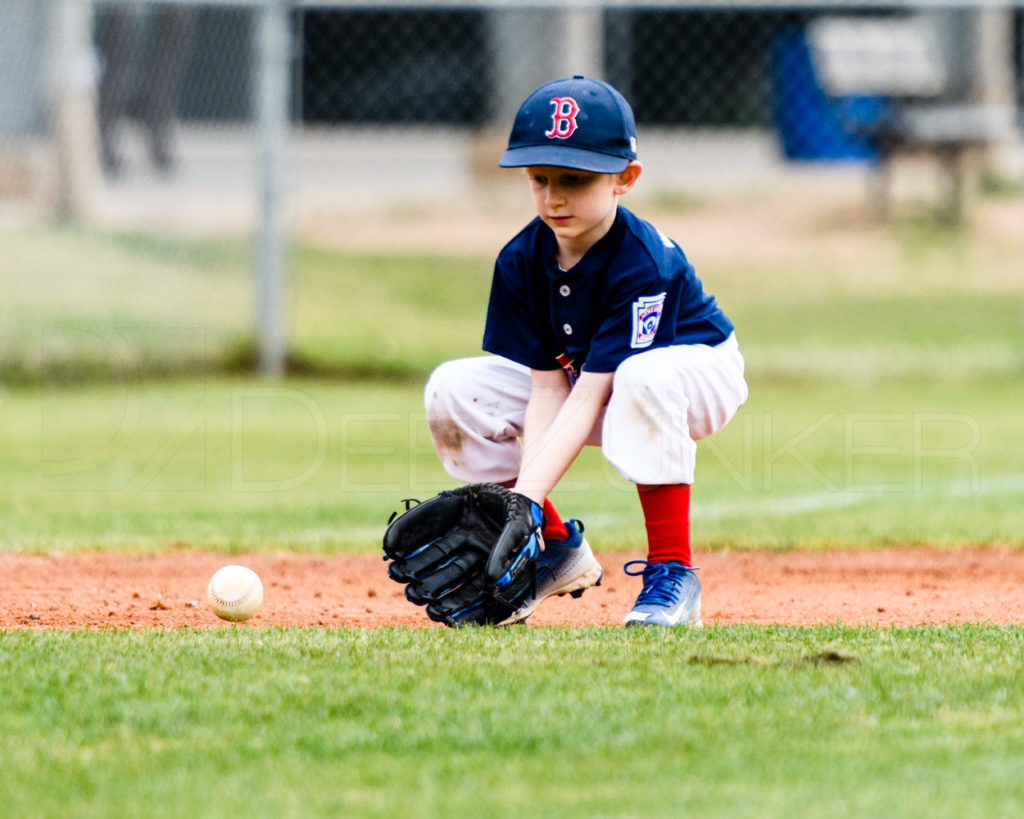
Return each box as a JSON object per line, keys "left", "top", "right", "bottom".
{"left": 498, "top": 75, "right": 638, "bottom": 173}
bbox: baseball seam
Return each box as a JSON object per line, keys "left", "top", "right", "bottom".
{"left": 209, "top": 586, "right": 257, "bottom": 609}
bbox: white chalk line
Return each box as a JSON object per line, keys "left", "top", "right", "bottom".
{"left": 308, "top": 474, "right": 1024, "bottom": 539}
{"left": 691, "top": 473, "right": 1024, "bottom": 522}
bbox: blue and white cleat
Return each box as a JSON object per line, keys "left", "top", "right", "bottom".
{"left": 621, "top": 560, "right": 702, "bottom": 627}
{"left": 503, "top": 520, "right": 603, "bottom": 625}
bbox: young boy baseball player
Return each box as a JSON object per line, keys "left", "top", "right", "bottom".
{"left": 425, "top": 76, "right": 747, "bottom": 626}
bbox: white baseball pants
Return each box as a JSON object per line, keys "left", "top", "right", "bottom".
{"left": 424, "top": 334, "right": 748, "bottom": 486}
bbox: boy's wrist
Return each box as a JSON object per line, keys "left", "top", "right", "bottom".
{"left": 512, "top": 484, "right": 546, "bottom": 508}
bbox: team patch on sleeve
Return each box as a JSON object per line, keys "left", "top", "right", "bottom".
{"left": 630, "top": 292, "right": 667, "bottom": 349}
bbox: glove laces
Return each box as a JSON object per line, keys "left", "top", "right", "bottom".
{"left": 623, "top": 560, "right": 698, "bottom": 607}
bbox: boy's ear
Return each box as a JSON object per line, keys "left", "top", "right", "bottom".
{"left": 614, "top": 161, "right": 643, "bottom": 194}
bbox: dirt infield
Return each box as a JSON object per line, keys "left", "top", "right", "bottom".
{"left": 2, "top": 547, "right": 1022, "bottom": 629}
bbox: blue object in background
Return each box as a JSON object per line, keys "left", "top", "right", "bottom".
{"left": 771, "top": 29, "right": 884, "bottom": 162}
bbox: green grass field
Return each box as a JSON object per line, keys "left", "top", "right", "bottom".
{"left": 3, "top": 214, "right": 1023, "bottom": 553}
{"left": 3, "top": 374, "right": 1023, "bottom": 554}
{"left": 3, "top": 627, "right": 1024, "bottom": 818}
{"left": 2, "top": 201, "right": 1024, "bottom": 816}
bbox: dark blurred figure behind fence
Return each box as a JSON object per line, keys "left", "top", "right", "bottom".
{"left": 95, "top": 4, "right": 197, "bottom": 177}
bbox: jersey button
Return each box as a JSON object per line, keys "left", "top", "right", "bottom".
{"left": 563, "top": 323, "right": 573, "bottom": 335}
{"left": 559, "top": 285, "right": 571, "bottom": 297}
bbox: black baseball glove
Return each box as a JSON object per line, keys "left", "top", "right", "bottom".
{"left": 382, "top": 483, "right": 543, "bottom": 627}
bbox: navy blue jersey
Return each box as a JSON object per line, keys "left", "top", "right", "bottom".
{"left": 482, "top": 207, "right": 734, "bottom": 376}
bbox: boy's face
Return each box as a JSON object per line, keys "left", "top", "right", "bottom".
{"left": 525, "top": 164, "right": 641, "bottom": 260}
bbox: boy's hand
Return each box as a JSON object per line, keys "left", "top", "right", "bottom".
{"left": 382, "top": 483, "right": 543, "bottom": 626}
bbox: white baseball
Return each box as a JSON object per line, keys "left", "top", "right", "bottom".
{"left": 207, "top": 565, "right": 264, "bottom": 622}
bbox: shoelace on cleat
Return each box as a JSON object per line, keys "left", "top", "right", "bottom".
{"left": 623, "top": 560, "right": 697, "bottom": 607}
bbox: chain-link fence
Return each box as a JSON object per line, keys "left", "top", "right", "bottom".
{"left": 4, "top": 2, "right": 1021, "bottom": 213}
{"left": 2, "top": 1, "right": 1022, "bottom": 373}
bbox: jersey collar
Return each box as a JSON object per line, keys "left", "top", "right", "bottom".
{"left": 539, "top": 207, "right": 627, "bottom": 280}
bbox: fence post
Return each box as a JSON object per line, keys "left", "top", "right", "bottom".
{"left": 48, "top": 0, "right": 101, "bottom": 223}
{"left": 255, "top": 0, "right": 290, "bottom": 377}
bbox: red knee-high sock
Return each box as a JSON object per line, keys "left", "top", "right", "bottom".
{"left": 541, "top": 497, "right": 568, "bottom": 541}
{"left": 636, "top": 484, "right": 691, "bottom": 566}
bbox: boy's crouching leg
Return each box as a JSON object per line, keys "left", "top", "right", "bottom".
{"left": 424, "top": 356, "right": 531, "bottom": 484}
{"left": 601, "top": 342, "right": 747, "bottom": 485}
{"left": 601, "top": 351, "right": 699, "bottom": 485}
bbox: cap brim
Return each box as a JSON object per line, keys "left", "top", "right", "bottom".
{"left": 498, "top": 145, "right": 631, "bottom": 174}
